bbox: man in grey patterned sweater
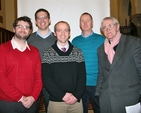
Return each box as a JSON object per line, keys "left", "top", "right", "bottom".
{"left": 42, "top": 21, "right": 86, "bottom": 113}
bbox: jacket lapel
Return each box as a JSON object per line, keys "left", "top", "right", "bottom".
{"left": 110, "top": 34, "right": 126, "bottom": 69}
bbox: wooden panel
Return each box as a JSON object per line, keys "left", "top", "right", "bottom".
{"left": 0, "top": 27, "right": 14, "bottom": 44}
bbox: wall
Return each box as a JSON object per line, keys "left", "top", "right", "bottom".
{"left": 5, "top": 0, "right": 17, "bottom": 31}
{"left": 0, "top": 0, "right": 6, "bottom": 28}
{"left": 135, "top": 0, "right": 141, "bottom": 13}
{"left": 110, "top": 0, "right": 141, "bottom": 26}
{"left": 110, "top": 0, "right": 119, "bottom": 20}
{"left": 0, "top": 0, "right": 17, "bottom": 31}
{"left": 17, "top": 0, "right": 110, "bottom": 41}
{"left": 1, "top": 0, "right": 141, "bottom": 36}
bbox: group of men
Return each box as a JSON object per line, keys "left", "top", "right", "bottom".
{"left": 0, "top": 8, "right": 141, "bottom": 113}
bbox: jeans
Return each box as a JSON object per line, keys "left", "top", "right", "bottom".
{"left": 82, "top": 86, "right": 100, "bottom": 113}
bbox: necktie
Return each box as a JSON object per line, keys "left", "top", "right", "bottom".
{"left": 61, "top": 48, "right": 66, "bottom": 52}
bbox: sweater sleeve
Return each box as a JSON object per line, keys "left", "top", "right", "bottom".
{"left": 42, "top": 63, "right": 66, "bottom": 101}
{"left": 30, "top": 50, "right": 43, "bottom": 101}
{"left": 73, "top": 52, "right": 86, "bottom": 100}
{"left": 95, "top": 47, "right": 103, "bottom": 96}
{"left": 0, "top": 44, "right": 22, "bottom": 101}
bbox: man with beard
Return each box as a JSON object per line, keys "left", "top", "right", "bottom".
{"left": 0, "top": 16, "right": 43, "bottom": 113}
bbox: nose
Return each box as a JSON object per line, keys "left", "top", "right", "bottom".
{"left": 105, "top": 27, "right": 110, "bottom": 31}
{"left": 20, "top": 27, "right": 26, "bottom": 31}
{"left": 61, "top": 31, "right": 65, "bottom": 35}
{"left": 84, "top": 21, "right": 87, "bottom": 25}
{"left": 40, "top": 18, "right": 45, "bottom": 21}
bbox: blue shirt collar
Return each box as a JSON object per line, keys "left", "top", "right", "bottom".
{"left": 81, "top": 31, "right": 94, "bottom": 38}
{"left": 36, "top": 29, "right": 52, "bottom": 39}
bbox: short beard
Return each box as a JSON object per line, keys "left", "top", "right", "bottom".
{"left": 15, "top": 34, "right": 28, "bottom": 40}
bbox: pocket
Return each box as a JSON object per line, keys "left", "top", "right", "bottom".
{"left": 129, "top": 83, "right": 140, "bottom": 89}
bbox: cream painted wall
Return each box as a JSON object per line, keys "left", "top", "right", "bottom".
{"left": 17, "top": 0, "right": 110, "bottom": 41}
{"left": 1, "top": 0, "right": 141, "bottom": 34}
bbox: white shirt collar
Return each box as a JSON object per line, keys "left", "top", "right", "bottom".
{"left": 57, "top": 42, "right": 69, "bottom": 51}
{"left": 11, "top": 37, "right": 30, "bottom": 52}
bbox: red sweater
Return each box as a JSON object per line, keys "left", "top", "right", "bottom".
{"left": 0, "top": 41, "right": 43, "bottom": 102}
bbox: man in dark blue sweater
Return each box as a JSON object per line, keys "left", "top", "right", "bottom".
{"left": 42, "top": 21, "right": 86, "bottom": 113}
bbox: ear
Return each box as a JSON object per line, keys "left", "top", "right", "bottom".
{"left": 29, "top": 30, "right": 32, "bottom": 34}
{"left": 13, "top": 27, "right": 15, "bottom": 33}
{"left": 49, "top": 19, "right": 51, "bottom": 25}
{"left": 35, "top": 20, "right": 38, "bottom": 27}
{"left": 117, "top": 25, "right": 120, "bottom": 31}
{"left": 54, "top": 32, "right": 57, "bottom": 36}
{"left": 68, "top": 35, "right": 71, "bottom": 39}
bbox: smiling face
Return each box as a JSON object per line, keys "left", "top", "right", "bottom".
{"left": 101, "top": 19, "right": 120, "bottom": 41}
{"left": 54, "top": 21, "right": 70, "bottom": 45}
{"left": 13, "top": 21, "right": 31, "bottom": 40}
{"left": 35, "top": 11, "right": 51, "bottom": 30}
{"left": 80, "top": 14, "right": 93, "bottom": 33}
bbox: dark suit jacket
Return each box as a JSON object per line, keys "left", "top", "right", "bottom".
{"left": 95, "top": 34, "right": 141, "bottom": 113}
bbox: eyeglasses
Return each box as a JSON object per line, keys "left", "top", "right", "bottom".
{"left": 101, "top": 23, "right": 116, "bottom": 31}
{"left": 16, "top": 25, "right": 30, "bottom": 30}
{"left": 36, "top": 16, "right": 48, "bottom": 20}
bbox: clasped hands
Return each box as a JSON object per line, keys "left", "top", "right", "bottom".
{"left": 19, "top": 96, "right": 35, "bottom": 109}
{"left": 62, "top": 92, "right": 77, "bottom": 105}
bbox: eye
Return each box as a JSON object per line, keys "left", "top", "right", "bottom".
{"left": 101, "top": 26, "right": 107, "bottom": 31}
{"left": 37, "top": 16, "right": 48, "bottom": 20}
{"left": 16, "top": 25, "right": 30, "bottom": 30}
{"left": 56, "top": 29, "right": 61, "bottom": 32}
{"left": 109, "top": 24, "right": 114, "bottom": 28}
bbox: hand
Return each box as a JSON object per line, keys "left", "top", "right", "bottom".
{"left": 62, "top": 93, "right": 72, "bottom": 102}
{"left": 21, "top": 96, "right": 35, "bottom": 108}
{"left": 65, "top": 95, "right": 77, "bottom": 105}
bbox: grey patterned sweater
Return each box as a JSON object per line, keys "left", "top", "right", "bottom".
{"left": 42, "top": 41, "right": 86, "bottom": 102}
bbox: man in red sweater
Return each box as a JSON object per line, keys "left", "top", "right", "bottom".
{"left": 0, "top": 16, "right": 43, "bottom": 113}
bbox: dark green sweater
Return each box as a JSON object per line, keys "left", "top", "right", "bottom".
{"left": 42, "top": 41, "right": 86, "bottom": 102}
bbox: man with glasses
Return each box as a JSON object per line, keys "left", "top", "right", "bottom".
{"left": 95, "top": 17, "right": 141, "bottom": 113}
{"left": 0, "top": 16, "right": 42, "bottom": 113}
{"left": 27, "top": 8, "right": 56, "bottom": 113}
{"left": 72, "top": 12, "right": 105, "bottom": 113}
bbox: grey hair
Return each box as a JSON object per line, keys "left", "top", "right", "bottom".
{"left": 100, "top": 17, "right": 120, "bottom": 29}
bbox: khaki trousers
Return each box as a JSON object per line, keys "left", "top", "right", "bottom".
{"left": 48, "top": 99, "right": 83, "bottom": 113}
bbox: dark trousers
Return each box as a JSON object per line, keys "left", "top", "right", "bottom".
{"left": 42, "top": 87, "right": 49, "bottom": 112}
{"left": 35, "top": 95, "right": 41, "bottom": 113}
{"left": 0, "top": 100, "right": 37, "bottom": 113}
{"left": 82, "top": 86, "right": 100, "bottom": 113}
